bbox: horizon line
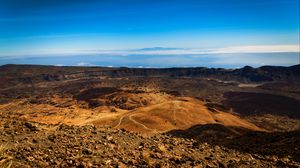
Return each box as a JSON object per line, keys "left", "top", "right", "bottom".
{"left": 0, "top": 44, "right": 299, "bottom": 58}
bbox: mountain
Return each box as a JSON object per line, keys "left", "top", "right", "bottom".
{"left": 0, "top": 64, "right": 299, "bottom": 167}
{"left": 1, "top": 64, "right": 299, "bottom": 86}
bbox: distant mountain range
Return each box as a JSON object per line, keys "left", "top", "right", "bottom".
{"left": 1, "top": 64, "right": 299, "bottom": 87}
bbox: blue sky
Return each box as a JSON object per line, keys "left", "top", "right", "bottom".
{"left": 0, "top": 0, "right": 299, "bottom": 67}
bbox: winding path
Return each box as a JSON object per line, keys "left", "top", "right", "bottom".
{"left": 114, "top": 115, "right": 127, "bottom": 128}
{"left": 129, "top": 114, "right": 158, "bottom": 133}
{"left": 172, "top": 101, "right": 181, "bottom": 124}
{"left": 113, "top": 112, "right": 158, "bottom": 133}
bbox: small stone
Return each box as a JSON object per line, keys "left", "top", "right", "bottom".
{"left": 26, "top": 156, "right": 35, "bottom": 162}
{"left": 48, "top": 135, "right": 56, "bottom": 142}
{"left": 82, "top": 148, "right": 93, "bottom": 155}
{"left": 218, "top": 161, "right": 227, "bottom": 168}
{"left": 282, "top": 157, "right": 290, "bottom": 162}
{"left": 24, "top": 122, "right": 39, "bottom": 131}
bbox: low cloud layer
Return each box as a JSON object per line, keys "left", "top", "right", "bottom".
{"left": 1, "top": 52, "right": 298, "bottom": 68}
{"left": 1, "top": 45, "right": 299, "bottom": 58}
{"left": 0, "top": 45, "right": 299, "bottom": 68}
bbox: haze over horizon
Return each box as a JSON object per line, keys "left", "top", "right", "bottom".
{"left": 0, "top": 0, "right": 299, "bottom": 68}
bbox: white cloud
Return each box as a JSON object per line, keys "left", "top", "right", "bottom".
{"left": 0, "top": 45, "right": 298, "bottom": 58}
{"left": 209, "top": 53, "right": 298, "bottom": 66}
{"left": 210, "top": 45, "right": 300, "bottom": 54}
{"left": 76, "top": 62, "right": 96, "bottom": 66}
{"left": 127, "top": 45, "right": 299, "bottom": 55}
{"left": 54, "top": 64, "right": 64, "bottom": 66}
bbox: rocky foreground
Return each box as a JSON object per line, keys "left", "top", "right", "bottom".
{"left": 0, "top": 119, "right": 299, "bottom": 168}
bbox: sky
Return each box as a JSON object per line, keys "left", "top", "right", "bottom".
{"left": 0, "top": 0, "right": 299, "bottom": 68}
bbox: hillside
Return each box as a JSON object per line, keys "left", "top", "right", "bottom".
{"left": 0, "top": 64, "right": 300, "bottom": 167}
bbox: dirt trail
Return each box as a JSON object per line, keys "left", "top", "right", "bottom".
{"left": 129, "top": 114, "right": 158, "bottom": 133}
{"left": 114, "top": 115, "right": 127, "bottom": 128}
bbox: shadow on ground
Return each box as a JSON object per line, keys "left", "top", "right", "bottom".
{"left": 166, "top": 124, "right": 300, "bottom": 162}
{"left": 222, "top": 92, "right": 300, "bottom": 119}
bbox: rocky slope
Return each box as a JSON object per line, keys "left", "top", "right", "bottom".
{"left": 1, "top": 119, "right": 299, "bottom": 168}
{"left": 1, "top": 64, "right": 300, "bottom": 167}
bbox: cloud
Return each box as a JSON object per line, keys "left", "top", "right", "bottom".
{"left": 54, "top": 64, "right": 64, "bottom": 66}
{"left": 0, "top": 52, "right": 298, "bottom": 68}
{"left": 209, "top": 52, "right": 298, "bottom": 66}
{"left": 0, "top": 45, "right": 298, "bottom": 58}
{"left": 210, "top": 45, "right": 300, "bottom": 54}
{"left": 75, "top": 62, "right": 95, "bottom": 66}
{"left": 128, "top": 45, "right": 299, "bottom": 55}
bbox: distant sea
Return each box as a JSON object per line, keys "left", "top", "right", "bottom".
{"left": 0, "top": 52, "right": 299, "bottom": 68}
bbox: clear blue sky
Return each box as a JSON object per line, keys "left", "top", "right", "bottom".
{"left": 0, "top": 0, "right": 299, "bottom": 67}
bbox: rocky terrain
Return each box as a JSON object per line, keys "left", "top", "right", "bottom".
{"left": 0, "top": 64, "right": 300, "bottom": 167}
{"left": 0, "top": 119, "right": 299, "bottom": 167}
